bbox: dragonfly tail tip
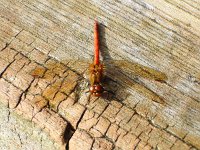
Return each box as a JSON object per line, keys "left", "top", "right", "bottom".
{"left": 95, "top": 20, "right": 98, "bottom": 25}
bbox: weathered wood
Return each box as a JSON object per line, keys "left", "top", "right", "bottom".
{"left": 0, "top": 0, "right": 200, "bottom": 149}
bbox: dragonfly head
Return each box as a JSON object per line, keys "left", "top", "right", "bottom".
{"left": 89, "top": 84, "right": 103, "bottom": 97}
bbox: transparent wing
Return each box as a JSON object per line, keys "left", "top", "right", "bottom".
{"left": 103, "top": 60, "right": 167, "bottom": 104}
{"left": 104, "top": 60, "right": 167, "bottom": 82}
{"left": 30, "top": 59, "right": 91, "bottom": 80}
{"left": 61, "top": 59, "right": 91, "bottom": 79}
{"left": 105, "top": 65, "right": 165, "bottom": 104}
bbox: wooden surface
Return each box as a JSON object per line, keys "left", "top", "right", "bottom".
{"left": 0, "top": 0, "right": 200, "bottom": 149}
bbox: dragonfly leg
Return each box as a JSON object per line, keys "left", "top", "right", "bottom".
{"left": 85, "top": 90, "right": 90, "bottom": 94}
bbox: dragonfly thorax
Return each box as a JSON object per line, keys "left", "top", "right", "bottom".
{"left": 89, "top": 63, "right": 104, "bottom": 83}
{"left": 89, "top": 63, "right": 104, "bottom": 96}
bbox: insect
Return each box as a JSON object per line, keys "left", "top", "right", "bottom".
{"left": 30, "top": 20, "right": 168, "bottom": 104}
{"left": 89, "top": 21, "right": 104, "bottom": 96}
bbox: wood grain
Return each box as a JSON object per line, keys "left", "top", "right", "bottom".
{"left": 0, "top": 0, "right": 200, "bottom": 149}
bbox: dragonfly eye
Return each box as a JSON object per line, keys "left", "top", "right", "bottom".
{"left": 89, "top": 84, "right": 103, "bottom": 97}
{"left": 94, "top": 84, "right": 102, "bottom": 91}
{"left": 89, "top": 86, "right": 95, "bottom": 93}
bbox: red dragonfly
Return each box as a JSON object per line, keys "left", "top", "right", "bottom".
{"left": 31, "top": 20, "right": 167, "bottom": 104}
{"left": 88, "top": 21, "right": 104, "bottom": 96}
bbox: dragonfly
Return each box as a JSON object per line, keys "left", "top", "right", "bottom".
{"left": 88, "top": 21, "right": 104, "bottom": 96}
{"left": 31, "top": 20, "right": 167, "bottom": 105}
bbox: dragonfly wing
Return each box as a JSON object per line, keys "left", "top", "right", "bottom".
{"left": 104, "top": 60, "right": 167, "bottom": 82}
{"left": 104, "top": 60, "right": 166, "bottom": 104}
{"left": 132, "top": 80, "right": 165, "bottom": 104}
{"left": 61, "top": 59, "right": 90, "bottom": 74}
{"left": 30, "top": 59, "right": 91, "bottom": 80}
{"left": 113, "top": 71, "right": 165, "bottom": 104}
